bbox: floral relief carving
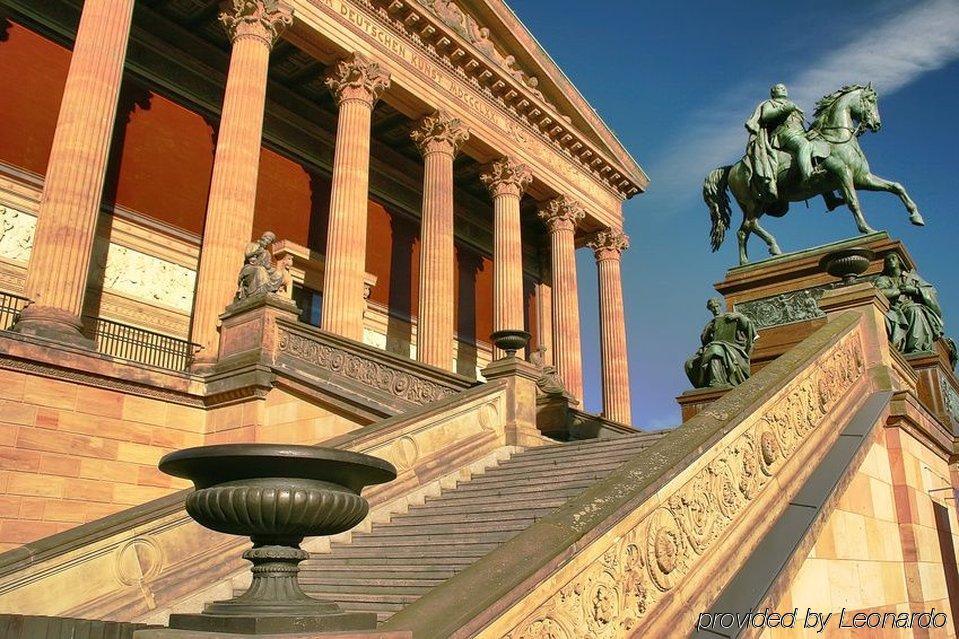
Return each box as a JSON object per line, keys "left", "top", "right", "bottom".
{"left": 500, "top": 330, "right": 865, "bottom": 638}
{"left": 219, "top": 0, "right": 293, "bottom": 47}
{"left": 0, "top": 205, "right": 36, "bottom": 264}
{"left": 98, "top": 244, "right": 196, "bottom": 314}
{"left": 277, "top": 328, "right": 458, "bottom": 405}
{"left": 410, "top": 110, "right": 470, "bottom": 157}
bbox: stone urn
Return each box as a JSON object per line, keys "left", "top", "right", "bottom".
{"left": 159, "top": 444, "right": 396, "bottom": 634}
{"left": 819, "top": 248, "right": 875, "bottom": 284}
{"left": 490, "top": 329, "right": 531, "bottom": 358}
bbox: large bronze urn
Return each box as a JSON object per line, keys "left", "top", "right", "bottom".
{"left": 159, "top": 444, "right": 396, "bottom": 634}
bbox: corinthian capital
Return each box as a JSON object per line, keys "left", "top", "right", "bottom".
{"left": 480, "top": 157, "right": 532, "bottom": 199}
{"left": 325, "top": 53, "right": 391, "bottom": 108}
{"left": 219, "top": 0, "right": 293, "bottom": 47}
{"left": 587, "top": 229, "right": 630, "bottom": 260}
{"left": 411, "top": 110, "right": 470, "bottom": 157}
{"left": 537, "top": 195, "right": 585, "bottom": 232}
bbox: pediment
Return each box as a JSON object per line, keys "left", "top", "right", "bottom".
{"left": 415, "top": 0, "right": 647, "bottom": 194}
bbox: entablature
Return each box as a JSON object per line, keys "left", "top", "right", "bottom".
{"left": 288, "top": 0, "right": 632, "bottom": 228}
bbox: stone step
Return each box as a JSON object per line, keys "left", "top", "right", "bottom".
{"left": 344, "top": 530, "right": 519, "bottom": 547}
{"left": 386, "top": 509, "right": 549, "bottom": 526}
{"left": 450, "top": 468, "right": 615, "bottom": 492}
{"left": 423, "top": 482, "right": 592, "bottom": 503}
{"left": 306, "top": 556, "right": 475, "bottom": 568}
{"left": 364, "top": 519, "right": 533, "bottom": 535}
{"left": 300, "top": 582, "right": 435, "bottom": 595}
{"left": 403, "top": 496, "right": 569, "bottom": 516}
{"left": 300, "top": 565, "right": 456, "bottom": 579}
{"left": 464, "top": 457, "right": 631, "bottom": 482}
{"left": 504, "top": 439, "right": 660, "bottom": 464}
{"left": 321, "top": 543, "right": 498, "bottom": 559}
{"left": 299, "top": 576, "right": 449, "bottom": 589}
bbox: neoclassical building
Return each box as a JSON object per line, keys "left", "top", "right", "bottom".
{"left": 4, "top": 1, "right": 958, "bottom": 637}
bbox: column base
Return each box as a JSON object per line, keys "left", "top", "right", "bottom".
{"left": 13, "top": 305, "right": 96, "bottom": 349}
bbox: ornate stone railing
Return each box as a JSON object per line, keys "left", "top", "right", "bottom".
{"left": 275, "top": 318, "right": 469, "bottom": 408}
{"left": 382, "top": 312, "right": 876, "bottom": 638}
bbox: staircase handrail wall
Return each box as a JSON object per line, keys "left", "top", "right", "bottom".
{"left": 0, "top": 379, "right": 511, "bottom": 622}
{"left": 382, "top": 311, "right": 880, "bottom": 638}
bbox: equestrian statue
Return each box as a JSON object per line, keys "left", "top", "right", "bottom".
{"left": 704, "top": 83, "right": 923, "bottom": 265}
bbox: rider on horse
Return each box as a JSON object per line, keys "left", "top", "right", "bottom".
{"left": 744, "top": 83, "right": 816, "bottom": 202}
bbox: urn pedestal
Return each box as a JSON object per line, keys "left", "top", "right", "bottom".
{"left": 156, "top": 444, "right": 396, "bottom": 636}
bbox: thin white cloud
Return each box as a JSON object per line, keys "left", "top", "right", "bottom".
{"left": 647, "top": 0, "right": 959, "bottom": 212}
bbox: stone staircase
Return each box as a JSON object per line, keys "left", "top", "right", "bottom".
{"left": 295, "top": 431, "right": 667, "bottom": 622}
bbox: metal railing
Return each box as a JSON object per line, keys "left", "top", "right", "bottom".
{"left": 0, "top": 291, "right": 28, "bottom": 331}
{"left": 84, "top": 316, "right": 200, "bottom": 372}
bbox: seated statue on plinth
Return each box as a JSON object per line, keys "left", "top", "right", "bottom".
{"left": 235, "top": 232, "right": 287, "bottom": 301}
{"left": 875, "top": 254, "right": 945, "bottom": 355}
{"left": 685, "top": 298, "right": 757, "bottom": 389}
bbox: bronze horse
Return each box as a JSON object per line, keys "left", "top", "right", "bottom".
{"left": 704, "top": 85, "right": 923, "bottom": 264}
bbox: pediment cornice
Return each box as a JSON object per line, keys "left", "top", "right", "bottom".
{"left": 362, "top": 0, "right": 647, "bottom": 199}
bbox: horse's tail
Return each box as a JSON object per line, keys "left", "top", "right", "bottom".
{"left": 703, "top": 165, "right": 732, "bottom": 252}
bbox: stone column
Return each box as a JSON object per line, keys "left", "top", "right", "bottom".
{"left": 480, "top": 157, "right": 532, "bottom": 359}
{"left": 587, "top": 229, "right": 632, "bottom": 424}
{"left": 410, "top": 111, "right": 469, "bottom": 369}
{"left": 320, "top": 53, "right": 391, "bottom": 341}
{"left": 538, "top": 196, "right": 585, "bottom": 401}
{"left": 15, "top": 0, "right": 136, "bottom": 346}
{"left": 190, "top": 0, "right": 293, "bottom": 363}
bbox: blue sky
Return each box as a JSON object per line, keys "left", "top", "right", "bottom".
{"left": 509, "top": 0, "right": 959, "bottom": 428}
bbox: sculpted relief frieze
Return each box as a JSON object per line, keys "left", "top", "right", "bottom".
{"left": 277, "top": 327, "right": 458, "bottom": 405}
{"left": 0, "top": 205, "right": 36, "bottom": 265}
{"left": 98, "top": 244, "right": 197, "bottom": 314}
{"left": 499, "top": 331, "right": 865, "bottom": 639}
{"left": 306, "top": 0, "right": 621, "bottom": 211}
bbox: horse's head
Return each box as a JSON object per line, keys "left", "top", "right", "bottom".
{"left": 857, "top": 84, "right": 881, "bottom": 132}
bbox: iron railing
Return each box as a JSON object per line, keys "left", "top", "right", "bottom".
{"left": 84, "top": 316, "right": 200, "bottom": 372}
{"left": 0, "top": 291, "right": 28, "bottom": 331}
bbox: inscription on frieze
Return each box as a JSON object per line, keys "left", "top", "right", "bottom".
{"left": 312, "top": 0, "right": 619, "bottom": 209}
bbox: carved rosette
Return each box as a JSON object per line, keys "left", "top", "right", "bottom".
{"left": 586, "top": 229, "right": 630, "bottom": 262}
{"left": 537, "top": 196, "right": 585, "bottom": 233}
{"left": 324, "top": 52, "right": 391, "bottom": 108}
{"left": 480, "top": 157, "right": 532, "bottom": 199}
{"left": 219, "top": 0, "right": 293, "bottom": 47}
{"left": 499, "top": 329, "right": 866, "bottom": 636}
{"left": 410, "top": 110, "right": 470, "bottom": 157}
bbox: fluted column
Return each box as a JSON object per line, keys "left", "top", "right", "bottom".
{"left": 481, "top": 157, "right": 532, "bottom": 359}
{"left": 190, "top": 0, "right": 293, "bottom": 363}
{"left": 538, "top": 196, "right": 585, "bottom": 401}
{"left": 587, "top": 229, "right": 631, "bottom": 424}
{"left": 321, "top": 53, "right": 391, "bottom": 340}
{"left": 411, "top": 111, "right": 469, "bottom": 369}
{"left": 15, "top": 0, "right": 136, "bottom": 345}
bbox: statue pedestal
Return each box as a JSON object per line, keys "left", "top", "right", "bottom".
{"left": 714, "top": 231, "right": 912, "bottom": 372}
{"left": 675, "top": 386, "right": 731, "bottom": 422}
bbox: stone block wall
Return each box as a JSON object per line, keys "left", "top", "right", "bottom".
{"left": 0, "top": 368, "right": 369, "bottom": 551}
{"left": 763, "top": 425, "right": 959, "bottom": 638}
{"left": 0, "top": 369, "right": 203, "bottom": 551}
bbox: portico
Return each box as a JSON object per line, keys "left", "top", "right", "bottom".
{"left": 1, "top": 0, "right": 646, "bottom": 421}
